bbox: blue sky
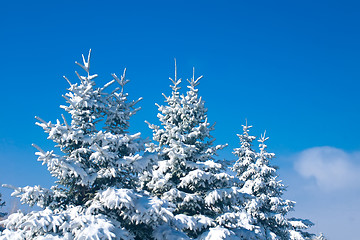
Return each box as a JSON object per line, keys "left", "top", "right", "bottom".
{"left": 1, "top": 1, "right": 360, "bottom": 239}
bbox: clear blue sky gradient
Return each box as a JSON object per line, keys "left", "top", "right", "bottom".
{"left": 1, "top": 1, "right": 359, "bottom": 239}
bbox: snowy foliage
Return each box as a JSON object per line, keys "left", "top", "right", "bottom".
{"left": 198, "top": 226, "right": 258, "bottom": 240}
{"left": 142, "top": 66, "right": 252, "bottom": 238}
{"left": 0, "top": 194, "right": 6, "bottom": 232}
{"left": 0, "top": 194, "right": 6, "bottom": 219}
{"left": 0, "top": 51, "right": 169, "bottom": 239}
{"left": 1, "top": 53, "right": 319, "bottom": 239}
{"left": 1, "top": 206, "right": 133, "bottom": 240}
{"left": 312, "top": 233, "right": 327, "bottom": 240}
{"left": 233, "top": 124, "right": 315, "bottom": 239}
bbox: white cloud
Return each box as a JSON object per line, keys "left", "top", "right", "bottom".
{"left": 294, "top": 146, "right": 360, "bottom": 191}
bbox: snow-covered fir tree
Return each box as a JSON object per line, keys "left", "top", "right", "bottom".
{"left": 143, "top": 66, "right": 255, "bottom": 239}
{"left": 0, "top": 51, "right": 173, "bottom": 240}
{"left": 233, "top": 123, "right": 314, "bottom": 240}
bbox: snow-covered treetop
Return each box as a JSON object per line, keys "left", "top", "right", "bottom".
{"left": 145, "top": 64, "right": 226, "bottom": 180}
{"left": 169, "top": 59, "right": 181, "bottom": 95}
{"left": 59, "top": 49, "right": 141, "bottom": 135}
{"left": 232, "top": 121, "right": 257, "bottom": 179}
{"left": 236, "top": 121, "right": 256, "bottom": 150}
{"left": 257, "top": 131, "right": 275, "bottom": 166}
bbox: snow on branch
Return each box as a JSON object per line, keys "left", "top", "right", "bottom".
{"left": 187, "top": 67, "right": 203, "bottom": 88}
{"left": 169, "top": 59, "right": 181, "bottom": 93}
{"left": 75, "top": 49, "right": 91, "bottom": 74}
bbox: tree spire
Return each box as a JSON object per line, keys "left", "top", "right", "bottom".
{"left": 169, "top": 59, "right": 181, "bottom": 94}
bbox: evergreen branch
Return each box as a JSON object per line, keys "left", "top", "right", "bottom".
{"left": 86, "top": 49, "right": 91, "bottom": 70}
{"left": 133, "top": 97, "right": 143, "bottom": 106}
{"left": 110, "top": 87, "right": 121, "bottom": 96}
{"left": 61, "top": 114, "right": 70, "bottom": 130}
{"left": 169, "top": 59, "right": 181, "bottom": 92}
{"left": 63, "top": 76, "right": 72, "bottom": 86}
{"left": 187, "top": 67, "right": 202, "bottom": 87}
{"left": 32, "top": 143, "right": 46, "bottom": 154}
{"left": 75, "top": 49, "right": 91, "bottom": 75}
{"left": 75, "top": 71, "right": 85, "bottom": 85}
{"left": 62, "top": 95, "right": 76, "bottom": 108}
{"left": 35, "top": 116, "right": 48, "bottom": 125}
{"left": 112, "top": 69, "right": 129, "bottom": 90}
{"left": 2, "top": 184, "right": 17, "bottom": 190}
{"left": 101, "top": 79, "right": 115, "bottom": 92}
